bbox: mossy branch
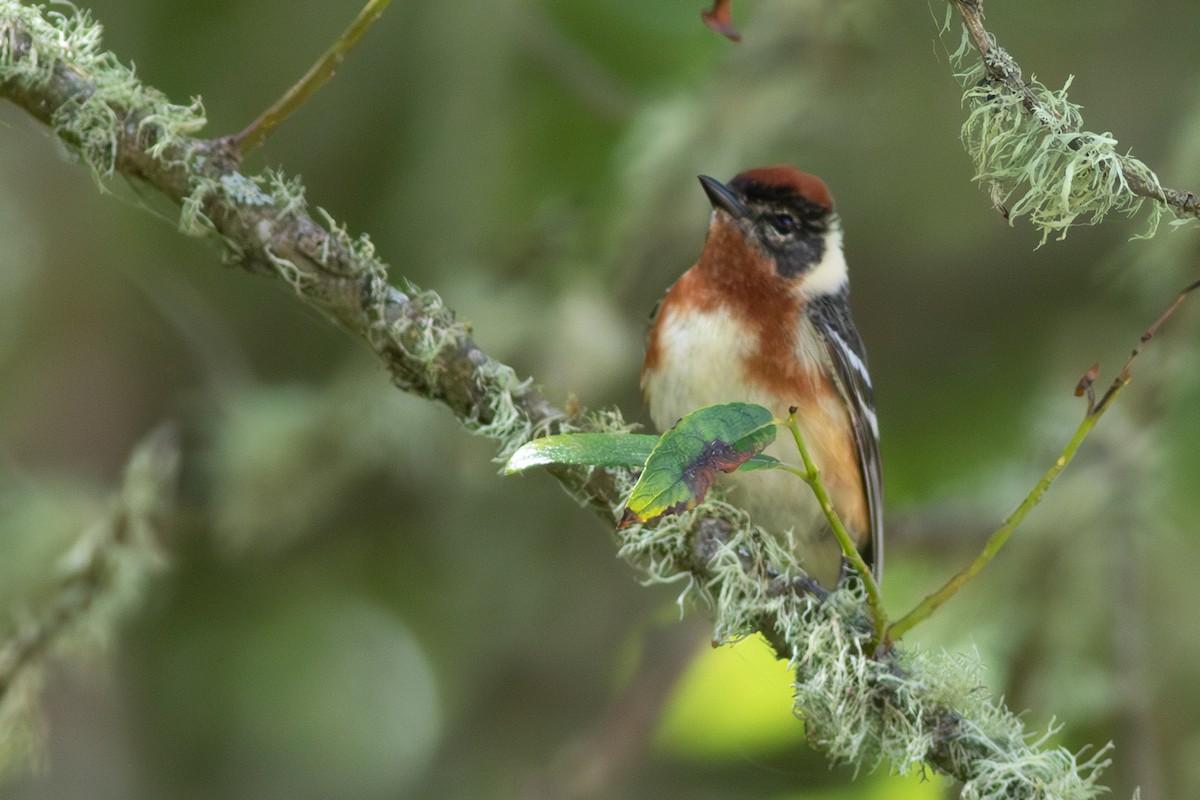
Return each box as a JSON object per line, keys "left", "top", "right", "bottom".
{"left": 0, "top": 425, "right": 177, "bottom": 773}
{"left": 0, "top": 0, "right": 584, "bottom": 491}
{"left": 946, "top": 0, "right": 1199, "bottom": 240}
{"left": 0, "top": 3, "right": 1139, "bottom": 796}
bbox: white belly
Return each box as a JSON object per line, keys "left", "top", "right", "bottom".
{"left": 643, "top": 306, "right": 843, "bottom": 586}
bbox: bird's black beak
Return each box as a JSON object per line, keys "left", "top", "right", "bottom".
{"left": 698, "top": 175, "right": 750, "bottom": 220}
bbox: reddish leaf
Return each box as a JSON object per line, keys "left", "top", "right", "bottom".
{"left": 701, "top": 0, "right": 741, "bottom": 42}
{"left": 618, "top": 403, "right": 775, "bottom": 528}
{"left": 1074, "top": 362, "right": 1100, "bottom": 398}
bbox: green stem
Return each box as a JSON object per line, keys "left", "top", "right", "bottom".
{"left": 781, "top": 414, "right": 889, "bottom": 646}
{"left": 887, "top": 390, "right": 1118, "bottom": 642}
{"left": 234, "top": 0, "right": 394, "bottom": 152}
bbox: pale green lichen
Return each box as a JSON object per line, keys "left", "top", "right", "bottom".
{"left": 376, "top": 281, "right": 465, "bottom": 387}
{"left": 138, "top": 96, "right": 205, "bottom": 159}
{"left": 219, "top": 172, "right": 274, "bottom": 208}
{"left": 581, "top": 406, "right": 638, "bottom": 436}
{"left": 1, "top": 0, "right": 206, "bottom": 184}
{"left": 947, "top": 18, "right": 1167, "bottom": 243}
{"left": 178, "top": 172, "right": 220, "bottom": 236}
{"left": 955, "top": 720, "right": 1116, "bottom": 800}
{"left": 263, "top": 246, "right": 306, "bottom": 294}
{"left": 468, "top": 361, "right": 536, "bottom": 457}
{"left": 265, "top": 170, "right": 307, "bottom": 219}
{"left": 612, "top": 478, "right": 1126, "bottom": 798}
{"left": 179, "top": 170, "right": 281, "bottom": 258}
{"left": 0, "top": 3, "right": 104, "bottom": 86}
{"left": 316, "top": 206, "right": 390, "bottom": 287}
{"left": 55, "top": 91, "right": 121, "bottom": 185}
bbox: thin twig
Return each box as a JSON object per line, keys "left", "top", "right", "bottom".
{"left": 780, "top": 410, "right": 888, "bottom": 647}
{"left": 887, "top": 280, "right": 1199, "bottom": 641}
{"left": 1095, "top": 277, "right": 1200, "bottom": 413}
{"left": 887, "top": 407, "right": 1100, "bottom": 641}
{"left": 233, "top": 0, "right": 393, "bottom": 153}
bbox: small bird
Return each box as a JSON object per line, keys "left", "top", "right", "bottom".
{"left": 640, "top": 166, "right": 882, "bottom": 588}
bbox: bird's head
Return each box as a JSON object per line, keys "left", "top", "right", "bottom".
{"left": 697, "top": 165, "right": 845, "bottom": 296}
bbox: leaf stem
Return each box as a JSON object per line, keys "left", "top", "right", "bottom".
{"left": 888, "top": 279, "right": 1199, "bottom": 641}
{"left": 887, "top": 387, "right": 1115, "bottom": 641}
{"left": 781, "top": 413, "right": 889, "bottom": 646}
{"left": 234, "top": 0, "right": 393, "bottom": 153}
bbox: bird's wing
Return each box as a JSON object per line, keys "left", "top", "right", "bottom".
{"left": 806, "top": 292, "right": 884, "bottom": 581}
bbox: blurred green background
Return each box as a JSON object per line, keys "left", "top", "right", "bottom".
{"left": 2, "top": 0, "right": 1200, "bottom": 798}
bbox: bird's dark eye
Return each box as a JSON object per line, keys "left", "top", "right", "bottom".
{"left": 769, "top": 213, "right": 797, "bottom": 234}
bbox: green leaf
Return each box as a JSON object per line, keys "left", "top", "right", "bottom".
{"left": 506, "top": 431, "right": 781, "bottom": 476}
{"left": 505, "top": 433, "right": 660, "bottom": 474}
{"left": 738, "top": 454, "right": 781, "bottom": 471}
{"left": 619, "top": 403, "right": 776, "bottom": 528}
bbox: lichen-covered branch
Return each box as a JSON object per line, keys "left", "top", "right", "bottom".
{"left": 0, "top": 425, "right": 177, "bottom": 773}
{"left": 0, "top": 3, "right": 1130, "bottom": 796}
{"left": 946, "top": 0, "right": 1199, "bottom": 239}
{"left": 618, "top": 494, "right": 1117, "bottom": 799}
{"left": 0, "top": 0, "right": 610, "bottom": 503}
{"left": 0, "top": 1, "right": 658, "bottom": 522}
